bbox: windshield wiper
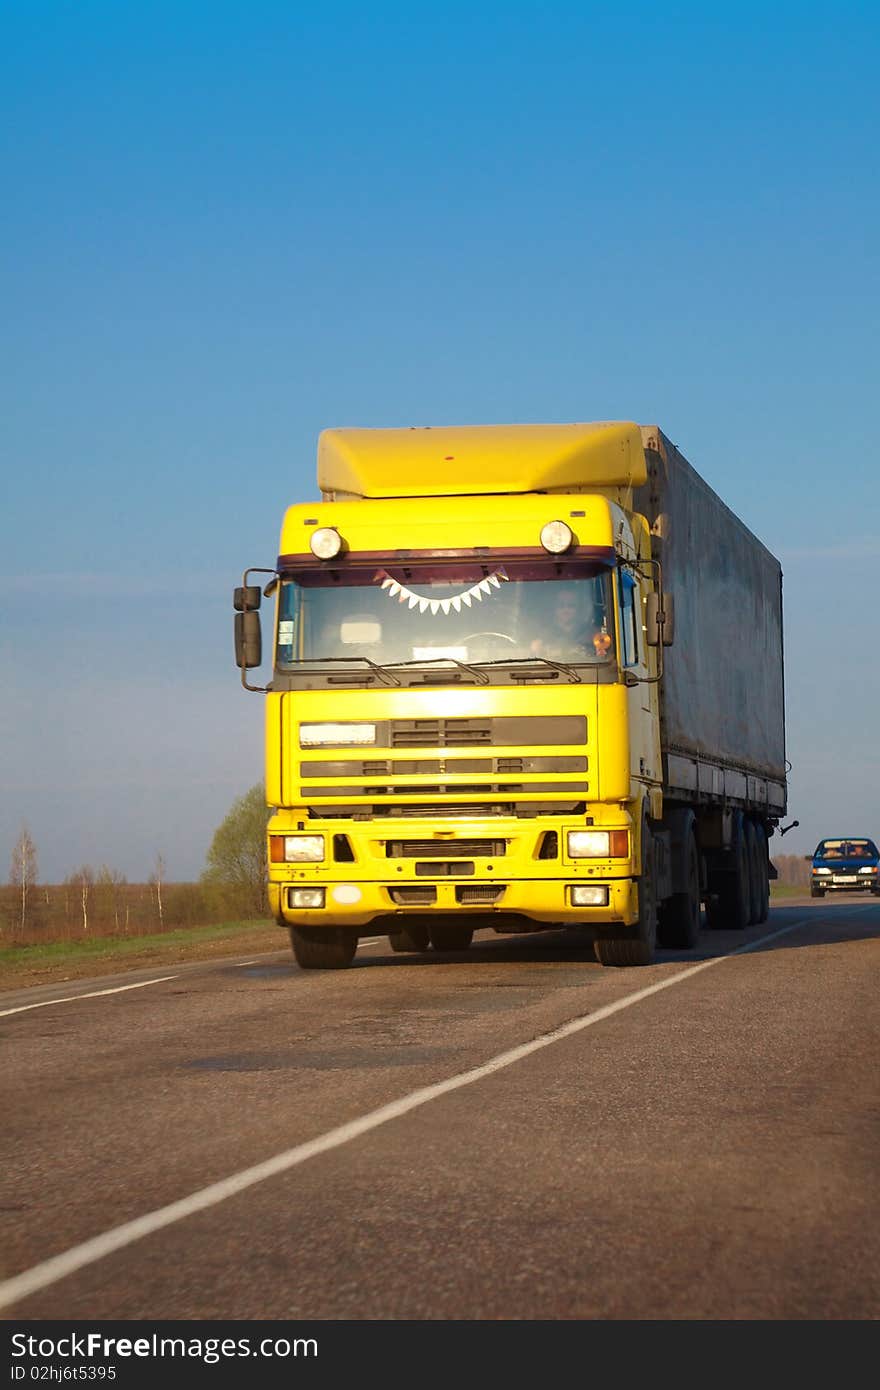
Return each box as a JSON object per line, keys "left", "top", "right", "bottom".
{"left": 475, "top": 656, "right": 583, "bottom": 684}
{"left": 290, "top": 657, "right": 401, "bottom": 687}
{"left": 394, "top": 658, "right": 489, "bottom": 686}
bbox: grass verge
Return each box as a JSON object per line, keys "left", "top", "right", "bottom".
{"left": 0, "top": 920, "right": 286, "bottom": 991}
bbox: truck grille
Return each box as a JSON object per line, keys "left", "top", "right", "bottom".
{"left": 392, "top": 719, "right": 491, "bottom": 747}
{"left": 389, "top": 716, "right": 585, "bottom": 747}
{"left": 388, "top": 887, "right": 437, "bottom": 905}
{"left": 386, "top": 839, "right": 505, "bottom": 858}
{"left": 455, "top": 886, "right": 505, "bottom": 904}
{"left": 297, "top": 714, "right": 588, "bottom": 821}
{"left": 310, "top": 801, "right": 587, "bottom": 819}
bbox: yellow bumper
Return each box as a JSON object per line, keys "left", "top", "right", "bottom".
{"left": 269, "top": 875, "right": 638, "bottom": 932}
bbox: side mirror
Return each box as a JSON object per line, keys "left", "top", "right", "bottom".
{"left": 234, "top": 610, "right": 262, "bottom": 669}
{"left": 645, "top": 591, "right": 675, "bottom": 647}
{"left": 803, "top": 855, "right": 814, "bottom": 862}
{"left": 233, "top": 585, "right": 262, "bottom": 612}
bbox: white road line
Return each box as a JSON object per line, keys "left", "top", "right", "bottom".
{"left": 0, "top": 976, "right": 179, "bottom": 1019}
{"left": 0, "top": 916, "right": 811, "bottom": 1312}
{"left": 1, "top": 941, "right": 379, "bottom": 1020}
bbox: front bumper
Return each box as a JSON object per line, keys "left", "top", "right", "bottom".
{"left": 812, "top": 875, "right": 878, "bottom": 892}
{"left": 270, "top": 870, "right": 641, "bottom": 932}
{"left": 268, "top": 811, "right": 645, "bottom": 933}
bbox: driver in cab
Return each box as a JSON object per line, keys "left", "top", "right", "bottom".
{"left": 530, "top": 586, "right": 613, "bottom": 663}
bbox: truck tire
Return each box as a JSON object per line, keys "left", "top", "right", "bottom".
{"left": 595, "top": 817, "right": 657, "bottom": 967}
{"left": 657, "top": 822, "right": 701, "bottom": 949}
{"left": 715, "top": 811, "right": 750, "bottom": 931}
{"left": 755, "top": 823, "right": 770, "bottom": 922}
{"left": 428, "top": 923, "right": 474, "bottom": 953}
{"left": 704, "top": 894, "right": 724, "bottom": 929}
{"left": 289, "top": 924, "right": 358, "bottom": 970}
{"left": 745, "top": 819, "right": 762, "bottom": 925}
{"left": 388, "top": 923, "right": 431, "bottom": 953}
{"left": 810, "top": 887, "right": 825, "bottom": 898}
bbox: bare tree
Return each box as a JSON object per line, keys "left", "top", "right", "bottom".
{"left": 96, "top": 865, "right": 127, "bottom": 932}
{"left": 9, "top": 824, "right": 38, "bottom": 930}
{"left": 66, "top": 866, "right": 95, "bottom": 933}
{"left": 150, "top": 852, "right": 166, "bottom": 929}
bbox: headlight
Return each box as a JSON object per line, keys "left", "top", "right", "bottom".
{"left": 814, "top": 867, "right": 831, "bottom": 875}
{"left": 300, "top": 722, "right": 377, "bottom": 747}
{"left": 270, "top": 835, "right": 325, "bottom": 862}
{"left": 567, "top": 829, "right": 628, "bottom": 858}
{"left": 569, "top": 884, "right": 609, "bottom": 906}
{"left": 540, "top": 520, "right": 573, "bottom": 554}
{"left": 858, "top": 865, "right": 877, "bottom": 875}
{"left": 289, "top": 888, "right": 325, "bottom": 908}
{"left": 309, "top": 527, "right": 343, "bottom": 559}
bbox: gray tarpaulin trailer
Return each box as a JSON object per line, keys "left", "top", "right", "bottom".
{"left": 636, "top": 426, "right": 786, "bottom": 818}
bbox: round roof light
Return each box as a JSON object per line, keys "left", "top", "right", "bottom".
{"left": 540, "top": 520, "right": 573, "bottom": 554}
{"left": 309, "top": 527, "right": 343, "bottom": 560}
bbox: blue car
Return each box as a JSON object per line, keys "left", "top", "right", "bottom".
{"left": 809, "top": 837, "right": 880, "bottom": 897}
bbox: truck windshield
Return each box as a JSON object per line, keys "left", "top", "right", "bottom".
{"left": 276, "top": 567, "right": 617, "bottom": 670}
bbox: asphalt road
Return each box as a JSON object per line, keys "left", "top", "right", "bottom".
{"left": 1, "top": 898, "right": 878, "bottom": 1321}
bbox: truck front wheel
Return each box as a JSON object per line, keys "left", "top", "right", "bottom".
{"left": 289, "top": 924, "right": 358, "bottom": 970}
{"left": 429, "top": 923, "right": 474, "bottom": 953}
{"left": 594, "top": 819, "right": 657, "bottom": 967}
{"left": 388, "top": 923, "right": 431, "bottom": 953}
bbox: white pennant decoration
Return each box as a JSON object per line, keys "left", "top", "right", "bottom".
{"left": 374, "top": 568, "right": 508, "bottom": 616}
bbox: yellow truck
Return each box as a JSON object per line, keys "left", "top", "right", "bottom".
{"left": 234, "top": 421, "right": 787, "bottom": 969}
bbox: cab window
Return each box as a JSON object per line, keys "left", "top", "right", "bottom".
{"left": 620, "top": 571, "right": 640, "bottom": 668}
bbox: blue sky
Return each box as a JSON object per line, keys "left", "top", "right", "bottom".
{"left": 2, "top": 1, "right": 878, "bottom": 881}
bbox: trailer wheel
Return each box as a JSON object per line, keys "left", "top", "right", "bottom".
{"left": 595, "top": 817, "right": 657, "bottom": 967}
{"left": 755, "top": 823, "right": 770, "bottom": 922}
{"left": 289, "top": 924, "right": 358, "bottom": 970}
{"left": 428, "top": 924, "right": 474, "bottom": 953}
{"left": 657, "top": 822, "right": 701, "bottom": 949}
{"left": 745, "top": 819, "right": 763, "bottom": 925}
{"left": 716, "top": 812, "right": 750, "bottom": 930}
{"left": 388, "top": 923, "right": 431, "bottom": 953}
{"left": 704, "top": 894, "right": 724, "bottom": 929}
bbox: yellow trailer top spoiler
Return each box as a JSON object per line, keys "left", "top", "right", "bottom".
{"left": 317, "top": 421, "right": 648, "bottom": 499}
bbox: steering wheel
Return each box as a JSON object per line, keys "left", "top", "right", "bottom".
{"left": 461, "top": 631, "right": 517, "bottom": 644}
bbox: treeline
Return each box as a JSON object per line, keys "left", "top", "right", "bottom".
{"left": 771, "top": 853, "right": 810, "bottom": 888}
{"left": 0, "top": 877, "right": 219, "bottom": 946}
{"left": 3, "top": 785, "right": 270, "bottom": 947}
